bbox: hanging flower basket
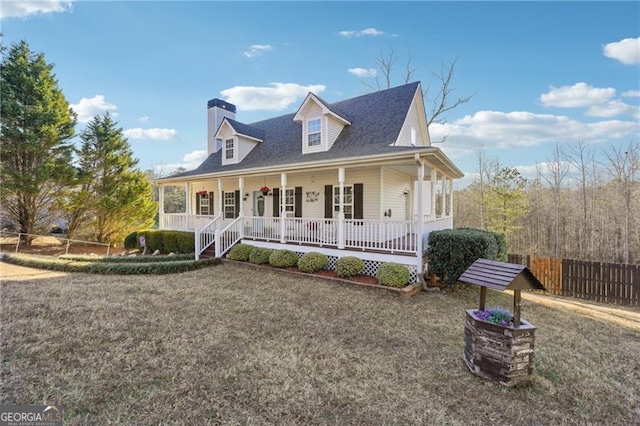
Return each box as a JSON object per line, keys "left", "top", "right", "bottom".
{"left": 259, "top": 186, "right": 270, "bottom": 196}
{"left": 196, "top": 190, "right": 208, "bottom": 196}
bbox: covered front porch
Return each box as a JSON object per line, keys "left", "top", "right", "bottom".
{"left": 157, "top": 153, "right": 460, "bottom": 273}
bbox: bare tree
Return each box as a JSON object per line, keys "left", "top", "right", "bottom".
{"left": 361, "top": 50, "right": 473, "bottom": 129}
{"left": 541, "top": 143, "right": 569, "bottom": 257}
{"left": 602, "top": 141, "right": 639, "bottom": 264}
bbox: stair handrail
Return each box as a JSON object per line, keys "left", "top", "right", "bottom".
{"left": 195, "top": 215, "right": 221, "bottom": 260}
{"left": 215, "top": 216, "right": 243, "bottom": 258}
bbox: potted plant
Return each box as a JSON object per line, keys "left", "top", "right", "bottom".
{"left": 260, "top": 186, "right": 270, "bottom": 196}
{"left": 196, "top": 190, "right": 208, "bottom": 196}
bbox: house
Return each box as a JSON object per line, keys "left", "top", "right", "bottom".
{"left": 157, "top": 82, "right": 463, "bottom": 283}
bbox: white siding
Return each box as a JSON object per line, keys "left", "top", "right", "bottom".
{"left": 381, "top": 167, "right": 412, "bottom": 221}
{"left": 237, "top": 136, "right": 258, "bottom": 163}
{"left": 326, "top": 115, "right": 345, "bottom": 150}
{"left": 301, "top": 102, "right": 323, "bottom": 116}
{"left": 395, "top": 94, "right": 430, "bottom": 147}
{"left": 413, "top": 181, "right": 432, "bottom": 220}
{"left": 236, "top": 168, "right": 381, "bottom": 219}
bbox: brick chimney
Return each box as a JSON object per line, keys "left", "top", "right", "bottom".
{"left": 207, "top": 98, "right": 236, "bottom": 155}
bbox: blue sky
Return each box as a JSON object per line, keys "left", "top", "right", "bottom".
{"left": 2, "top": 1, "right": 639, "bottom": 184}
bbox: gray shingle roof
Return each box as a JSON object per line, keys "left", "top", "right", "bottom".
{"left": 169, "top": 82, "right": 420, "bottom": 179}
{"left": 224, "top": 118, "right": 265, "bottom": 141}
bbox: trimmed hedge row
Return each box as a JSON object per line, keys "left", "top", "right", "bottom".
{"left": 124, "top": 230, "right": 195, "bottom": 254}
{"left": 225, "top": 244, "right": 412, "bottom": 287}
{"left": 428, "top": 228, "right": 507, "bottom": 285}
{"left": 2, "top": 253, "right": 219, "bottom": 275}
{"left": 59, "top": 254, "right": 195, "bottom": 263}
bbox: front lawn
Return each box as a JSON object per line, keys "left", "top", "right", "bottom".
{"left": 1, "top": 262, "right": 639, "bottom": 424}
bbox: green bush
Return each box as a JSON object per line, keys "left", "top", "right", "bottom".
{"left": 249, "top": 247, "right": 274, "bottom": 265}
{"left": 228, "top": 244, "right": 254, "bottom": 261}
{"left": 377, "top": 262, "right": 410, "bottom": 287}
{"left": 336, "top": 256, "right": 365, "bottom": 278}
{"left": 457, "top": 227, "right": 508, "bottom": 261}
{"left": 428, "top": 228, "right": 502, "bottom": 285}
{"left": 269, "top": 249, "right": 299, "bottom": 268}
{"left": 124, "top": 231, "right": 138, "bottom": 250}
{"left": 2, "top": 253, "right": 219, "bottom": 275}
{"left": 298, "top": 252, "right": 329, "bottom": 273}
{"left": 125, "top": 229, "right": 195, "bottom": 254}
{"left": 59, "top": 254, "right": 194, "bottom": 263}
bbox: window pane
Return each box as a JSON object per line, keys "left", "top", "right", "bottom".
{"left": 308, "top": 132, "right": 321, "bottom": 146}
{"left": 308, "top": 119, "right": 321, "bottom": 133}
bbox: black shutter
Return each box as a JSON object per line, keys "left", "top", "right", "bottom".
{"left": 234, "top": 190, "right": 240, "bottom": 218}
{"left": 195, "top": 193, "right": 201, "bottom": 215}
{"left": 208, "top": 192, "right": 214, "bottom": 215}
{"left": 294, "top": 187, "right": 302, "bottom": 217}
{"left": 272, "top": 188, "right": 280, "bottom": 217}
{"left": 354, "top": 183, "right": 364, "bottom": 220}
{"left": 324, "top": 185, "right": 333, "bottom": 218}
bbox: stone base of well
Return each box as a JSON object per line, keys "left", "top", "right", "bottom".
{"left": 463, "top": 309, "right": 536, "bottom": 387}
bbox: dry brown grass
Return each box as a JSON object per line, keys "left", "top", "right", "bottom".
{"left": 1, "top": 262, "right": 639, "bottom": 425}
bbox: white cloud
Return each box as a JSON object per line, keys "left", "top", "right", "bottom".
{"left": 338, "top": 27, "right": 385, "bottom": 38}
{"left": 70, "top": 95, "right": 118, "bottom": 123}
{"left": 138, "top": 115, "right": 150, "bottom": 122}
{"left": 622, "top": 90, "right": 640, "bottom": 98}
{"left": 431, "top": 110, "right": 640, "bottom": 153}
{"left": 220, "top": 82, "right": 326, "bottom": 111}
{"left": 348, "top": 67, "right": 377, "bottom": 78}
{"left": 586, "top": 100, "right": 640, "bottom": 119}
{"left": 156, "top": 150, "right": 207, "bottom": 175}
{"left": 243, "top": 44, "right": 273, "bottom": 58}
{"left": 123, "top": 128, "right": 177, "bottom": 140}
{"left": 603, "top": 37, "right": 640, "bottom": 65}
{"left": 540, "top": 82, "right": 615, "bottom": 108}
{"left": 0, "top": 0, "right": 73, "bottom": 19}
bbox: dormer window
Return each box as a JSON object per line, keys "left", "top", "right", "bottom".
{"left": 307, "top": 119, "right": 321, "bottom": 146}
{"left": 225, "top": 138, "right": 234, "bottom": 159}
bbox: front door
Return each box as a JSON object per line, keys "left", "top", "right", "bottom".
{"left": 252, "top": 191, "right": 265, "bottom": 232}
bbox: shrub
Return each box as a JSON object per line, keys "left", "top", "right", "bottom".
{"left": 269, "top": 249, "right": 299, "bottom": 268}
{"left": 124, "top": 231, "right": 138, "bottom": 250}
{"left": 377, "top": 262, "right": 410, "bottom": 287}
{"left": 336, "top": 256, "right": 365, "bottom": 278}
{"left": 428, "top": 228, "right": 502, "bottom": 286}
{"left": 124, "top": 229, "right": 195, "bottom": 254}
{"left": 2, "top": 253, "right": 219, "bottom": 275}
{"left": 228, "top": 244, "right": 254, "bottom": 261}
{"left": 59, "top": 254, "right": 195, "bottom": 263}
{"left": 458, "top": 227, "right": 508, "bottom": 261}
{"left": 249, "top": 247, "right": 273, "bottom": 265}
{"left": 298, "top": 252, "right": 329, "bottom": 273}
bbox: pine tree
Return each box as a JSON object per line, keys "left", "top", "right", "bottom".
{"left": 0, "top": 40, "right": 76, "bottom": 238}
{"left": 77, "top": 113, "right": 156, "bottom": 243}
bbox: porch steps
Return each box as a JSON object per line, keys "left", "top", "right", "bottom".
{"left": 200, "top": 244, "right": 216, "bottom": 259}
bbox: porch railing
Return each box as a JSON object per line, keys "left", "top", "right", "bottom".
{"left": 216, "top": 216, "right": 243, "bottom": 257}
{"left": 422, "top": 216, "right": 454, "bottom": 249}
{"left": 161, "top": 213, "right": 217, "bottom": 231}
{"left": 195, "top": 215, "right": 220, "bottom": 259}
{"left": 244, "top": 216, "right": 281, "bottom": 241}
{"left": 345, "top": 219, "right": 415, "bottom": 253}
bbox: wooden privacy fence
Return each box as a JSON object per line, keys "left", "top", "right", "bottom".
{"left": 508, "top": 254, "right": 639, "bottom": 307}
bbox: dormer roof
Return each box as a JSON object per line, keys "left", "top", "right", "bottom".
{"left": 293, "top": 92, "right": 351, "bottom": 125}
{"left": 214, "top": 117, "right": 264, "bottom": 142}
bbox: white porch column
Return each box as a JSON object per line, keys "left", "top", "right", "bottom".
{"left": 416, "top": 159, "right": 425, "bottom": 277}
{"left": 338, "top": 167, "right": 345, "bottom": 249}
{"left": 158, "top": 184, "right": 165, "bottom": 229}
{"left": 184, "top": 182, "right": 190, "bottom": 230}
{"left": 280, "top": 172, "right": 287, "bottom": 243}
{"left": 430, "top": 169, "right": 437, "bottom": 219}
{"left": 440, "top": 173, "right": 446, "bottom": 218}
{"left": 238, "top": 177, "right": 245, "bottom": 238}
{"left": 448, "top": 177, "right": 454, "bottom": 218}
{"left": 217, "top": 179, "right": 223, "bottom": 230}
